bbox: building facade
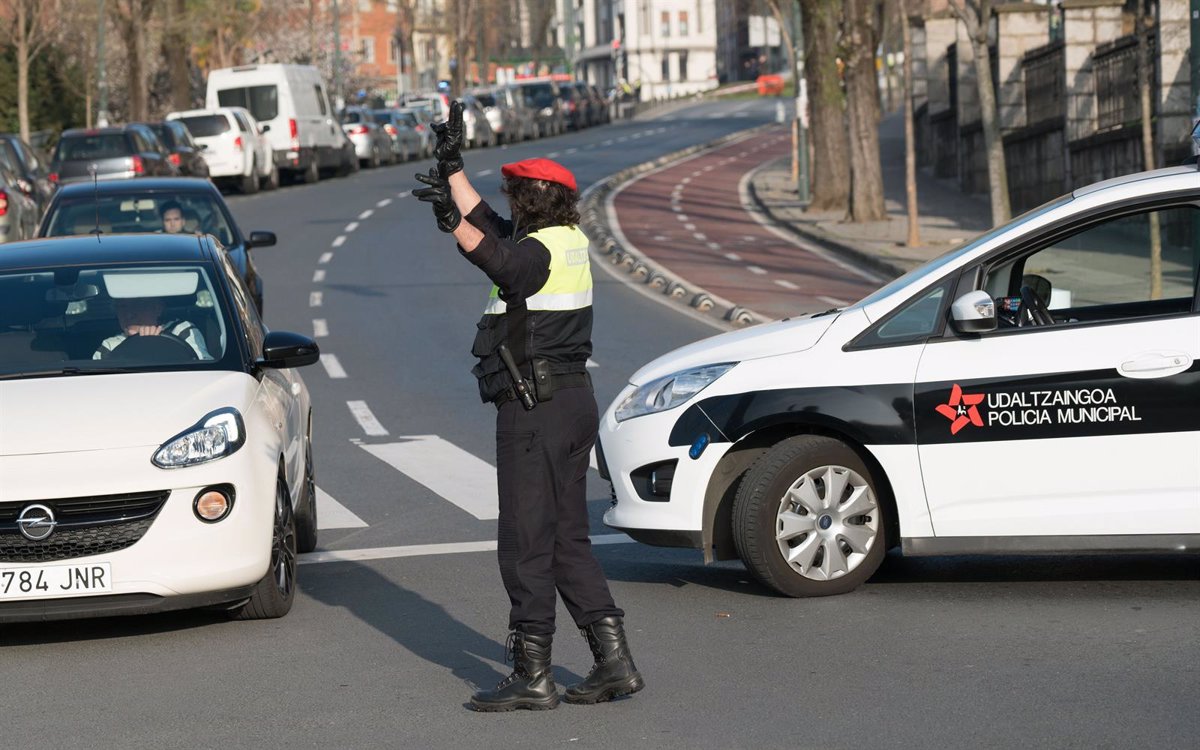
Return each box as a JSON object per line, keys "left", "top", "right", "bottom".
{"left": 622, "top": 0, "right": 719, "bottom": 100}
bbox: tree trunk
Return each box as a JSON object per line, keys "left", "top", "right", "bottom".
{"left": 843, "top": 0, "right": 885, "bottom": 222}
{"left": 16, "top": 1, "right": 31, "bottom": 143}
{"left": 1136, "top": 0, "right": 1162, "bottom": 299}
{"left": 971, "top": 40, "right": 1010, "bottom": 225}
{"left": 802, "top": 0, "right": 849, "bottom": 212}
{"left": 901, "top": 1, "right": 919, "bottom": 247}
{"left": 165, "top": 0, "right": 192, "bottom": 111}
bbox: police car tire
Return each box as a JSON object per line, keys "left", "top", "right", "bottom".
{"left": 231, "top": 479, "right": 297, "bottom": 619}
{"left": 295, "top": 436, "right": 319, "bottom": 554}
{"left": 732, "top": 435, "right": 886, "bottom": 597}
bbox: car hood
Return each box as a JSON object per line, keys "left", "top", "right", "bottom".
{"left": 0, "top": 370, "right": 258, "bottom": 456}
{"left": 628, "top": 313, "right": 839, "bottom": 386}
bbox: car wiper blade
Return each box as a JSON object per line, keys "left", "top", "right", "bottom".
{"left": 812, "top": 307, "right": 841, "bottom": 318}
{"left": 0, "top": 366, "right": 136, "bottom": 380}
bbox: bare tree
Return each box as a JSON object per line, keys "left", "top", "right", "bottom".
{"left": 842, "top": 0, "right": 886, "bottom": 221}
{"left": 900, "top": 0, "right": 919, "bottom": 246}
{"left": 947, "top": 0, "right": 1010, "bottom": 225}
{"left": 1, "top": 0, "right": 55, "bottom": 141}
{"left": 112, "top": 0, "right": 157, "bottom": 122}
{"left": 801, "top": 0, "right": 850, "bottom": 212}
{"left": 163, "top": 0, "right": 192, "bottom": 111}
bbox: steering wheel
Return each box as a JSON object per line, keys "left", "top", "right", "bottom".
{"left": 1018, "top": 284, "right": 1055, "bottom": 327}
{"left": 109, "top": 330, "right": 198, "bottom": 361}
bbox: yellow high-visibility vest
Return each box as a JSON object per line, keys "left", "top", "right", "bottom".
{"left": 483, "top": 225, "right": 592, "bottom": 314}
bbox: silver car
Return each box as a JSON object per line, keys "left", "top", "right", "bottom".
{"left": 338, "top": 106, "right": 396, "bottom": 168}
{"left": 469, "top": 87, "right": 525, "bottom": 145}
{"left": 460, "top": 95, "right": 496, "bottom": 149}
{"left": 396, "top": 109, "right": 434, "bottom": 158}
{"left": 370, "top": 109, "right": 424, "bottom": 162}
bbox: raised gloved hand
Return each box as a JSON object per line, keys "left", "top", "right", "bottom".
{"left": 431, "top": 101, "right": 465, "bottom": 176}
{"left": 413, "top": 166, "right": 461, "bottom": 233}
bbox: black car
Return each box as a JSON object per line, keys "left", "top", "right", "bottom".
{"left": 147, "top": 121, "right": 211, "bottom": 179}
{"left": 50, "top": 124, "right": 179, "bottom": 186}
{"left": 37, "top": 177, "right": 273, "bottom": 311}
{"left": 515, "top": 80, "right": 565, "bottom": 138}
{"left": 0, "top": 133, "right": 55, "bottom": 214}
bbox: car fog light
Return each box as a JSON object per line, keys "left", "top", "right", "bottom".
{"left": 194, "top": 486, "right": 234, "bottom": 523}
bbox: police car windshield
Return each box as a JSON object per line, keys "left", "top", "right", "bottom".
{"left": 0, "top": 263, "right": 233, "bottom": 379}
{"left": 857, "top": 196, "right": 1072, "bottom": 309}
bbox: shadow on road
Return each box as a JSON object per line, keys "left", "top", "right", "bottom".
{"left": 0, "top": 608, "right": 230, "bottom": 645}
{"left": 303, "top": 560, "right": 510, "bottom": 691}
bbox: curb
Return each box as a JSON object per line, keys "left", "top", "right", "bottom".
{"left": 744, "top": 157, "right": 908, "bottom": 281}
{"left": 580, "top": 124, "right": 776, "bottom": 329}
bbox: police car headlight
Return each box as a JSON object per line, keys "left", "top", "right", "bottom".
{"left": 615, "top": 363, "right": 736, "bottom": 422}
{"left": 152, "top": 408, "right": 246, "bottom": 468}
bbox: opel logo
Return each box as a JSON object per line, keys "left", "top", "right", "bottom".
{"left": 16, "top": 504, "right": 57, "bottom": 542}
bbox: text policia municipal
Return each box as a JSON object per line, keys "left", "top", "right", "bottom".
{"left": 986, "top": 387, "right": 1141, "bottom": 427}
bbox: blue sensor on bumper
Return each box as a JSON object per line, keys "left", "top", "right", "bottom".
{"left": 689, "top": 433, "right": 710, "bottom": 460}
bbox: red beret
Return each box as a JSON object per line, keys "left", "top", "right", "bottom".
{"left": 500, "top": 158, "right": 577, "bottom": 191}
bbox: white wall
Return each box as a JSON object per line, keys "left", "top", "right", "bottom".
{"left": 624, "top": 0, "right": 718, "bottom": 100}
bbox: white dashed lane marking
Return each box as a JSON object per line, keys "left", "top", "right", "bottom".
{"left": 320, "top": 354, "right": 348, "bottom": 379}
{"left": 332, "top": 236, "right": 346, "bottom": 248}
{"left": 396, "top": 190, "right": 410, "bottom": 198}
{"left": 313, "top": 319, "right": 329, "bottom": 337}
{"left": 357, "top": 209, "right": 373, "bottom": 220}
{"left": 319, "top": 252, "right": 333, "bottom": 264}
{"left": 707, "top": 242, "right": 722, "bottom": 251}
{"left": 347, "top": 400, "right": 388, "bottom": 436}
{"left": 312, "top": 269, "right": 326, "bottom": 283}
{"left": 345, "top": 222, "right": 359, "bottom": 233}
{"left": 818, "top": 295, "right": 850, "bottom": 307}
{"left": 747, "top": 266, "right": 768, "bottom": 275}
{"left": 309, "top": 291, "right": 323, "bottom": 307}
{"left": 724, "top": 252, "right": 742, "bottom": 261}
{"left": 477, "top": 169, "right": 494, "bottom": 177}
{"left": 376, "top": 198, "right": 392, "bottom": 208}
{"left": 775, "top": 279, "right": 800, "bottom": 290}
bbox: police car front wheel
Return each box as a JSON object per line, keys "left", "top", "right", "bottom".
{"left": 733, "top": 436, "right": 887, "bottom": 597}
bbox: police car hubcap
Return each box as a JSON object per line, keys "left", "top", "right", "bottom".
{"left": 775, "top": 465, "right": 878, "bottom": 582}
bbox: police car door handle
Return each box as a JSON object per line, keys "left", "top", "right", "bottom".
{"left": 1119, "top": 351, "right": 1192, "bottom": 378}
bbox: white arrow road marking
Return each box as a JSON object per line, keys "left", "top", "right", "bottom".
{"left": 300, "top": 534, "right": 633, "bottom": 564}
{"left": 360, "top": 436, "right": 498, "bottom": 520}
{"left": 320, "top": 354, "right": 347, "bottom": 378}
{"left": 315, "top": 487, "right": 368, "bottom": 529}
{"left": 347, "top": 400, "right": 388, "bottom": 436}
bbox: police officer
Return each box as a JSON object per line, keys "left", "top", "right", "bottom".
{"left": 413, "top": 102, "right": 644, "bottom": 712}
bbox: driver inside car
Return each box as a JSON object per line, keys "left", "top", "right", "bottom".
{"left": 93, "top": 296, "right": 210, "bottom": 360}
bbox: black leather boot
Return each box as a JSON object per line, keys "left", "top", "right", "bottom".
{"left": 469, "top": 631, "right": 559, "bottom": 712}
{"left": 564, "top": 616, "right": 644, "bottom": 704}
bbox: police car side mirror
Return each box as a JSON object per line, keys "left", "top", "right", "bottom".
{"left": 950, "top": 290, "right": 997, "bottom": 333}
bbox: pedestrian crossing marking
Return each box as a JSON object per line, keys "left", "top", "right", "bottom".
{"left": 360, "top": 436, "right": 499, "bottom": 520}
{"left": 316, "top": 487, "right": 369, "bottom": 530}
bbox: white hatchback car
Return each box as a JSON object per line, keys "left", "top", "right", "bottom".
{"left": 0, "top": 233, "right": 319, "bottom": 621}
{"left": 599, "top": 166, "right": 1200, "bottom": 597}
{"left": 167, "top": 107, "right": 278, "bottom": 193}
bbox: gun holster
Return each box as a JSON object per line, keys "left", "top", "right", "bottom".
{"left": 531, "top": 359, "right": 554, "bottom": 402}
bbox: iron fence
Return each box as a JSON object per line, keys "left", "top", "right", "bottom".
{"left": 1094, "top": 32, "right": 1157, "bottom": 132}
{"left": 1022, "top": 40, "right": 1064, "bottom": 127}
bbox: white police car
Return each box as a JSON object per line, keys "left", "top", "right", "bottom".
{"left": 598, "top": 166, "right": 1200, "bottom": 597}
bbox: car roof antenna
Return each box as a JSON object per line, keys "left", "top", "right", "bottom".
{"left": 89, "top": 163, "right": 102, "bottom": 241}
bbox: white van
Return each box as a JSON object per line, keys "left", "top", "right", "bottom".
{"left": 206, "top": 64, "right": 349, "bottom": 183}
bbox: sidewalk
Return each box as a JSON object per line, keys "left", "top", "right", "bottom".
{"left": 751, "top": 112, "right": 993, "bottom": 277}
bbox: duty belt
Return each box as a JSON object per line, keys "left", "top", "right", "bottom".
{"left": 493, "top": 372, "right": 591, "bottom": 408}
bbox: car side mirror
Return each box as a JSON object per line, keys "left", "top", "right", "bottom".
{"left": 197, "top": 143, "right": 208, "bottom": 151}
{"left": 950, "top": 290, "right": 997, "bottom": 333}
{"left": 246, "top": 230, "right": 276, "bottom": 248}
{"left": 260, "top": 124, "right": 271, "bottom": 133}
{"left": 258, "top": 330, "right": 320, "bottom": 369}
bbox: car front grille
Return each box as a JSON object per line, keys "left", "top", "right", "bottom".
{"left": 0, "top": 490, "right": 169, "bottom": 563}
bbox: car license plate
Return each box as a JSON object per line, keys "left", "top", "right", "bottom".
{"left": 0, "top": 563, "right": 112, "bottom": 600}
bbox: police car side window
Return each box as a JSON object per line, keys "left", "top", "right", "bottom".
{"left": 985, "top": 205, "right": 1199, "bottom": 325}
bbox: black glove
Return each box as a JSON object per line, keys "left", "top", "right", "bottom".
{"left": 413, "top": 166, "right": 461, "bottom": 233}
{"left": 431, "top": 101, "right": 465, "bottom": 175}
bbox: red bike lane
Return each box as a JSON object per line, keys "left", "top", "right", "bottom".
{"left": 610, "top": 126, "right": 882, "bottom": 321}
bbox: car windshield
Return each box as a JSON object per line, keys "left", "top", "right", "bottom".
{"left": 0, "top": 263, "right": 233, "bottom": 378}
{"left": 371, "top": 111, "right": 396, "bottom": 124}
{"left": 54, "top": 134, "right": 130, "bottom": 161}
{"left": 397, "top": 112, "right": 418, "bottom": 126}
{"left": 149, "top": 125, "right": 177, "bottom": 148}
{"left": 216, "top": 85, "right": 278, "bottom": 122}
{"left": 475, "top": 94, "right": 496, "bottom": 107}
{"left": 176, "top": 115, "right": 231, "bottom": 138}
{"left": 44, "top": 193, "right": 237, "bottom": 246}
{"left": 340, "top": 110, "right": 366, "bottom": 124}
{"left": 522, "top": 84, "right": 555, "bottom": 108}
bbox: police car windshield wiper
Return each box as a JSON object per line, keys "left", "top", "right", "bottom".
{"left": 0, "top": 366, "right": 137, "bottom": 380}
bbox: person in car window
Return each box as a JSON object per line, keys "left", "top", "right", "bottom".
{"left": 93, "top": 297, "right": 210, "bottom": 360}
{"left": 160, "top": 201, "right": 186, "bottom": 234}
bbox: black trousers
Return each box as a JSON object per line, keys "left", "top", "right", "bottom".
{"left": 495, "top": 384, "right": 624, "bottom": 635}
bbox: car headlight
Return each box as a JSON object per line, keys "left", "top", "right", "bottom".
{"left": 152, "top": 408, "right": 246, "bottom": 469}
{"left": 615, "top": 363, "right": 736, "bottom": 422}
